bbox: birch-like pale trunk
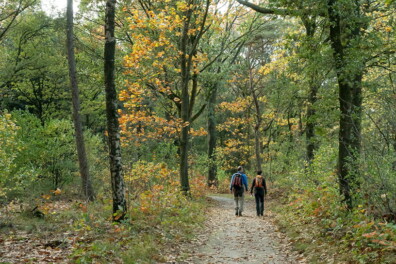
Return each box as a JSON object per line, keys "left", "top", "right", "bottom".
{"left": 104, "top": 0, "right": 127, "bottom": 219}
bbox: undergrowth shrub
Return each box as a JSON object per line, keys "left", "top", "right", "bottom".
{"left": 270, "top": 143, "right": 396, "bottom": 263}
{"left": 68, "top": 162, "right": 207, "bottom": 263}
{"left": 279, "top": 184, "right": 396, "bottom": 263}
{"left": 359, "top": 151, "right": 396, "bottom": 221}
{"left": 0, "top": 110, "right": 107, "bottom": 202}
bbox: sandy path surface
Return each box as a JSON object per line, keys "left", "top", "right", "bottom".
{"left": 167, "top": 195, "right": 306, "bottom": 264}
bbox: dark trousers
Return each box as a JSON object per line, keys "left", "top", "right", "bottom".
{"left": 254, "top": 191, "right": 265, "bottom": 216}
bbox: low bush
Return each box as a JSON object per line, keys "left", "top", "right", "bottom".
{"left": 271, "top": 184, "right": 396, "bottom": 263}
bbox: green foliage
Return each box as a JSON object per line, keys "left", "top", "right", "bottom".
{"left": 0, "top": 111, "right": 23, "bottom": 198}
{"left": 359, "top": 151, "right": 396, "bottom": 218}
{"left": 0, "top": 12, "right": 70, "bottom": 122}
{"left": 0, "top": 111, "right": 106, "bottom": 201}
{"left": 11, "top": 111, "right": 77, "bottom": 193}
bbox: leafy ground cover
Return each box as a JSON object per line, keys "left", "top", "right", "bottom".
{"left": 269, "top": 186, "right": 396, "bottom": 264}
{"left": 0, "top": 176, "right": 207, "bottom": 263}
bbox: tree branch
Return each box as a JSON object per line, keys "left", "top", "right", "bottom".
{"left": 236, "top": 0, "right": 298, "bottom": 16}
{"left": 236, "top": 0, "right": 326, "bottom": 17}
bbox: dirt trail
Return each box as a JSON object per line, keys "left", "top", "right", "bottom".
{"left": 167, "top": 195, "right": 306, "bottom": 264}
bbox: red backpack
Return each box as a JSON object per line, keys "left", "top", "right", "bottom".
{"left": 232, "top": 173, "right": 242, "bottom": 188}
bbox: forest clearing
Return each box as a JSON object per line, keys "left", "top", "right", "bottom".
{"left": 1, "top": 0, "right": 396, "bottom": 263}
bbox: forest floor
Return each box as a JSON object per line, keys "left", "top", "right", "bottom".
{"left": 166, "top": 194, "right": 306, "bottom": 264}
{"left": 0, "top": 194, "right": 306, "bottom": 263}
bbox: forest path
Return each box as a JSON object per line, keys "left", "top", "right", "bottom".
{"left": 167, "top": 195, "right": 306, "bottom": 264}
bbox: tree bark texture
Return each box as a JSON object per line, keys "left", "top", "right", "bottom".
{"left": 328, "top": 0, "right": 363, "bottom": 209}
{"left": 66, "top": 0, "right": 95, "bottom": 201}
{"left": 207, "top": 82, "right": 218, "bottom": 187}
{"left": 250, "top": 72, "right": 263, "bottom": 172}
{"left": 306, "top": 82, "right": 318, "bottom": 164}
{"left": 246, "top": 45, "right": 263, "bottom": 172}
{"left": 104, "top": 0, "right": 127, "bottom": 219}
{"left": 301, "top": 17, "right": 319, "bottom": 165}
{"left": 179, "top": 5, "right": 192, "bottom": 194}
{"left": 177, "top": 0, "right": 210, "bottom": 194}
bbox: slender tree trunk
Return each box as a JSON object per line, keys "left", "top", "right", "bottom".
{"left": 179, "top": 70, "right": 191, "bottom": 193}
{"left": 104, "top": 0, "right": 127, "bottom": 219}
{"left": 251, "top": 82, "right": 263, "bottom": 172}
{"left": 179, "top": 55, "right": 191, "bottom": 193}
{"left": 253, "top": 127, "right": 262, "bottom": 171}
{"left": 177, "top": 0, "right": 210, "bottom": 194}
{"left": 306, "top": 82, "right": 318, "bottom": 164}
{"left": 302, "top": 18, "right": 319, "bottom": 165}
{"left": 247, "top": 46, "right": 263, "bottom": 172}
{"left": 178, "top": 3, "right": 194, "bottom": 194}
{"left": 207, "top": 81, "right": 218, "bottom": 187}
{"left": 66, "top": 0, "right": 95, "bottom": 201}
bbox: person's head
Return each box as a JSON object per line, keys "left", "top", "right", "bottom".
{"left": 257, "top": 170, "right": 262, "bottom": 175}
{"left": 237, "top": 166, "right": 243, "bottom": 172}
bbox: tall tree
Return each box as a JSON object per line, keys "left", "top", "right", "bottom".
{"left": 300, "top": 16, "right": 320, "bottom": 166}
{"left": 207, "top": 79, "right": 218, "bottom": 186}
{"left": 121, "top": 0, "right": 211, "bottom": 194}
{"left": 178, "top": 0, "right": 211, "bottom": 193}
{"left": 327, "top": 0, "right": 366, "bottom": 208}
{"left": 66, "top": 0, "right": 95, "bottom": 201}
{"left": 104, "top": 0, "right": 127, "bottom": 220}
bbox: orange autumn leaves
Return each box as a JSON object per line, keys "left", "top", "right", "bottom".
{"left": 120, "top": 2, "right": 209, "bottom": 146}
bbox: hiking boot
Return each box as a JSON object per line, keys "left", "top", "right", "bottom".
{"left": 235, "top": 211, "right": 238, "bottom": 216}
{"left": 238, "top": 211, "right": 242, "bottom": 216}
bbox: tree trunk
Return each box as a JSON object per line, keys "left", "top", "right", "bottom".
{"left": 251, "top": 83, "right": 263, "bottom": 172}
{"left": 177, "top": 0, "right": 210, "bottom": 194}
{"left": 207, "top": 82, "right": 218, "bottom": 187}
{"left": 302, "top": 17, "right": 319, "bottom": 165}
{"left": 179, "top": 46, "right": 191, "bottom": 194}
{"left": 306, "top": 82, "right": 318, "bottom": 164}
{"left": 247, "top": 46, "right": 263, "bottom": 172}
{"left": 253, "top": 127, "right": 262, "bottom": 172}
{"left": 104, "top": 0, "right": 127, "bottom": 220}
{"left": 66, "top": 0, "right": 95, "bottom": 201}
{"left": 178, "top": 4, "right": 193, "bottom": 194}
{"left": 328, "top": 0, "right": 363, "bottom": 209}
{"left": 179, "top": 69, "right": 191, "bottom": 193}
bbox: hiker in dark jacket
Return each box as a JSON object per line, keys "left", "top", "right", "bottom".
{"left": 250, "top": 170, "right": 267, "bottom": 217}
{"left": 230, "top": 166, "right": 248, "bottom": 216}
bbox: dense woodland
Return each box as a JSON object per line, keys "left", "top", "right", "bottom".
{"left": 1, "top": 0, "right": 396, "bottom": 263}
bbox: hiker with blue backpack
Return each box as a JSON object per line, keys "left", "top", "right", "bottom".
{"left": 230, "top": 166, "right": 248, "bottom": 216}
